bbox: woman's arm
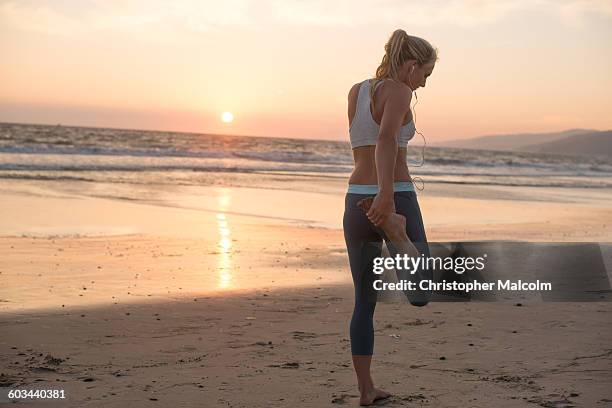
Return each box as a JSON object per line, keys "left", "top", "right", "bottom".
{"left": 366, "top": 83, "right": 412, "bottom": 226}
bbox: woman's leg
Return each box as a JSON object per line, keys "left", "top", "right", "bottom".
{"left": 343, "top": 193, "right": 392, "bottom": 405}
{"left": 358, "top": 192, "right": 431, "bottom": 306}
{"left": 392, "top": 191, "right": 431, "bottom": 305}
{"left": 352, "top": 356, "right": 391, "bottom": 405}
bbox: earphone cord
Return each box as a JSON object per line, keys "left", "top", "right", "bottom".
{"left": 408, "top": 90, "right": 427, "bottom": 191}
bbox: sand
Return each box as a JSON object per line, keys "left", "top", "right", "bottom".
{"left": 1, "top": 179, "right": 611, "bottom": 407}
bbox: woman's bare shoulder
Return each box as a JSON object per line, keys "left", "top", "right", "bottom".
{"left": 380, "top": 78, "right": 411, "bottom": 95}
{"left": 348, "top": 82, "right": 361, "bottom": 101}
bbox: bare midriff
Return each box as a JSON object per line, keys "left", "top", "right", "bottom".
{"left": 348, "top": 145, "right": 411, "bottom": 185}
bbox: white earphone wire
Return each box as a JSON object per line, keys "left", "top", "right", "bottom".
{"left": 407, "top": 71, "right": 427, "bottom": 190}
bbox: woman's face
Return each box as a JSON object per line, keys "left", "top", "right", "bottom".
{"left": 410, "top": 61, "right": 435, "bottom": 90}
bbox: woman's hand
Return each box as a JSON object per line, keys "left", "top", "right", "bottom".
{"left": 366, "top": 193, "right": 395, "bottom": 226}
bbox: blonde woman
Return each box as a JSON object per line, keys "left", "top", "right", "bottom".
{"left": 343, "top": 29, "right": 437, "bottom": 405}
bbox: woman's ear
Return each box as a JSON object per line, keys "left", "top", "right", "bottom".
{"left": 409, "top": 60, "right": 419, "bottom": 72}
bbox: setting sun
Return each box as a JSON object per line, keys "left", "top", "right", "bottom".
{"left": 221, "top": 112, "right": 234, "bottom": 123}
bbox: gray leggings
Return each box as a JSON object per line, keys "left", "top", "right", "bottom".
{"left": 343, "top": 191, "right": 429, "bottom": 355}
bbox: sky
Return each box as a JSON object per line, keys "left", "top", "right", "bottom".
{"left": 1, "top": 0, "right": 611, "bottom": 141}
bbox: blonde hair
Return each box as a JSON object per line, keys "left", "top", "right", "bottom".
{"left": 370, "top": 29, "right": 438, "bottom": 102}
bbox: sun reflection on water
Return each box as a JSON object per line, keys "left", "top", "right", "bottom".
{"left": 216, "top": 192, "right": 233, "bottom": 289}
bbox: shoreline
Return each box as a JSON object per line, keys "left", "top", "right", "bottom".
{"left": 2, "top": 178, "right": 611, "bottom": 313}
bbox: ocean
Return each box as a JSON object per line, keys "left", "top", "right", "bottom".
{"left": 1, "top": 122, "right": 611, "bottom": 190}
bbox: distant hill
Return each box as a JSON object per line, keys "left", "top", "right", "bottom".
{"left": 518, "top": 131, "right": 612, "bottom": 156}
{"left": 437, "top": 129, "right": 612, "bottom": 157}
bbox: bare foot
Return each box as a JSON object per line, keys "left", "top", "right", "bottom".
{"left": 359, "top": 387, "right": 392, "bottom": 406}
{"left": 357, "top": 198, "right": 407, "bottom": 240}
{"left": 379, "top": 213, "right": 408, "bottom": 242}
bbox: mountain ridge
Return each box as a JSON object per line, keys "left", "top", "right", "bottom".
{"left": 436, "top": 129, "right": 611, "bottom": 156}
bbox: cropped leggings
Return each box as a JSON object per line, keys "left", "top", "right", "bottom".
{"left": 343, "top": 190, "right": 429, "bottom": 356}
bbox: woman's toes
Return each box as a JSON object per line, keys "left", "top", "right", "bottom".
{"left": 374, "top": 388, "right": 391, "bottom": 400}
{"left": 359, "top": 387, "right": 392, "bottom": 405}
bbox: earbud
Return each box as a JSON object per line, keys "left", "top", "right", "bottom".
{"left": 408, "top": 66, "right": 415, "bottom": 90}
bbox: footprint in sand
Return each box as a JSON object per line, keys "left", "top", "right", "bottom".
{"left": 527, "top": 395, "right": 577, "bottom": 407}
{"left": 331, "top": 393, "right": 355, "bottom": 404}
{"left": 292, "top": 331, "right": 318, "bottom": 340}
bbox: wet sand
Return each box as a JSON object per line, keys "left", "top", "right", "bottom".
{"left": 1, "top": 179, "right": 611, "bottom": 407}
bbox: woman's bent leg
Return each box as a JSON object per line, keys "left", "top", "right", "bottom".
{"left": 357, "top": 192, "right": 431, "bottom": 306}
{"left": 389, "top": 191, "right": 431, "bottom": 306}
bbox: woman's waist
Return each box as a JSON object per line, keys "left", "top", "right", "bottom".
{"left": 348, "top": 168, "right": 411, "bottom": 185}
{"left": 346, "top": 181, "right": 415, "bottom": 194}
{"left": 350, "top": 157, "right": 409, "bottom": 180}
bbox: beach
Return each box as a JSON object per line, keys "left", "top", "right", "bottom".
{"left": 1, "top": 172, "right": 612, "bottom": 407}
{"left": 3, "top": 1, "right": 612, "bottom": 404}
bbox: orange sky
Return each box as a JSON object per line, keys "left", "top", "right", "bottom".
{"left": 1, "top": 0, "right": 611, "bottom": 141}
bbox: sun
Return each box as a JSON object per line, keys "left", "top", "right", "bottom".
{"left": 221, "top": 112, "right": 234, "bottom": 123}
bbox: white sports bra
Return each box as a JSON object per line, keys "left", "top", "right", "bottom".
{"left": 349, "top": 79, "right": 416, "bottom": 149}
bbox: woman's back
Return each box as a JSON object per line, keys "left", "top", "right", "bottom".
{"left": 347, "top": 78, "right": 414, "bottom": 185}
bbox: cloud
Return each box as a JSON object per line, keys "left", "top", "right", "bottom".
{"left": 1, "top": 0, "right": 611, "bottom": 37}
{"left": 0, "top": 1, "right": 82, "bottom": 35}
{"left": 557, "top": 0, "right": 612, "bottom": 26}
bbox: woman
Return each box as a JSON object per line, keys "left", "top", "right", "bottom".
{"left": 343, "top": 29, "right": 437, "bottom": 405}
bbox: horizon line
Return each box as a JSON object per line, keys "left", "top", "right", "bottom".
{"left": 0, "top": 120, "right": 345, "bottom": 144}
{"left": 1, "top": 120, "right": 608, "bottom": 145}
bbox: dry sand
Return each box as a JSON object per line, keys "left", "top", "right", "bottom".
{"left": 1, "top": 180, "right": 611, "bottom": 407}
